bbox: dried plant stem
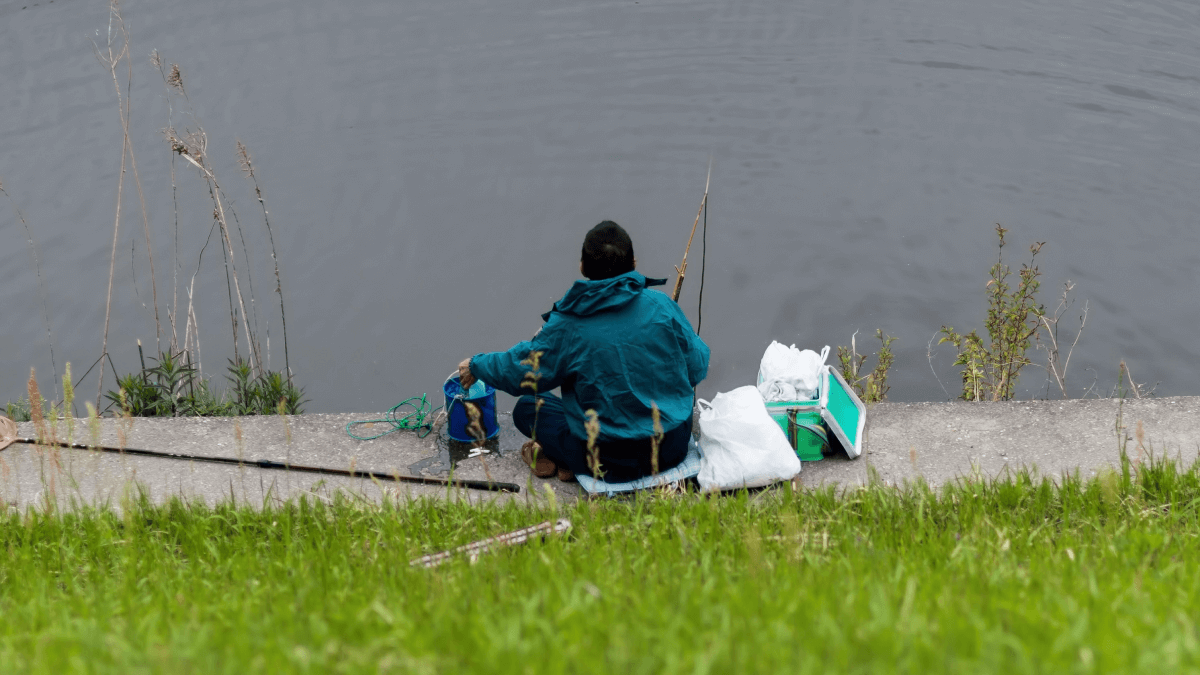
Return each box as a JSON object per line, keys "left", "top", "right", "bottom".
{"left": 650, "top": 403, "right": 663, "bottom": 476}
{"left": 238, "top": 142, "right": 291, "bottom": 383}
{"left": 101, "top": 2, "right": 163, "bottom": 349}
{"left": 92, "top": 0, "right": 169, "bottom": 403}
{"left": 162, "top": 60, "right": 262, "bottom": 377}
{"left": 584, "top": 409, "right": 603, "bottom": 479}
{"left": 219, "top": 190, "right": 263, "bottom": 366}
{"left": 217, "top": 207, "right": 240, "bottom": 364}
{"left": 1, "top": 186, "right": 59, "bottom": 400}
{"left": 153, "top": 51, "right": 182, "bottom": 353}
{"left": 1123, "top": 361, "right": 1142, "bottom": 400}
{"left": 1038, "top": 281, "right": 1089, "bottom": 399}
{"left": 175, "top": 140, "right": 261, "bottom": 374}
{"left": 187, "top": 289, "right": 203, "bottom": 374}
{"left": 93, "top": 3, "right": 130, "bottom": 407}
{"left": 127, "top": 115, "right": 162, "bottom": 354}
{"left": 182, "top": 218, "right": 220, "bottom": 371}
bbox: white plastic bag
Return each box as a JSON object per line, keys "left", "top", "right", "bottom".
{"left": 696, "top": 386, "right": 801, "bottom": 492}
{"left": 757, "top": 342, "right": 829, "bottom": 401}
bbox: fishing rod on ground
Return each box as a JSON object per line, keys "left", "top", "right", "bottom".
{"left": 0, "top": 416, "right": 519, "bottom": 493}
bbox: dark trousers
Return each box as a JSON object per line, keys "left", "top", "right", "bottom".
{"left": 513, "top": 394, "right": 691, "bottom": 483}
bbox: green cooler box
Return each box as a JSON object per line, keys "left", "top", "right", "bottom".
{"left": 763, "top": 366, "right": 866, "bottom": 461}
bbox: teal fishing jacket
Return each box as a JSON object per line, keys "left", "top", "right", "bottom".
{"left": 469, "top": 271, "right": 710, "bottom": 442}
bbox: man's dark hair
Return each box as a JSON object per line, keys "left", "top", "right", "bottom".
{"left": 581, "top": 221, "right": 635, "bottom": 280}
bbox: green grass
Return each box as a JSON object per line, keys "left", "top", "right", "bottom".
{"left": 2, "top": 454, "right": 1200, "bottom": 674}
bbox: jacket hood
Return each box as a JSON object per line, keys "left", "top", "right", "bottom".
{"left": 542, "top": 271, "right": 667, "bottom": 320}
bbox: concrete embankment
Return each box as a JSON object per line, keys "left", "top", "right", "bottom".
{"left": 4, "top": 396, "right": 1199, "bottom": 510}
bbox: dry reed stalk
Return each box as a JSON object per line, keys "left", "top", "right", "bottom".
{"left": 171, "top": 128, "right": 262, "bottom": 374}
{"left": 1, "top": 184, "right": 59, "bottom": 400}
{"left": 85, "top": 402, "right": 101, "bottom": 450}
{"left": 92, "top": 1, "right": 131, "bottom": 406}
{"left": 27, "top": 369, "right": 45, "bottom": 444}
{"left": 152, "top": 51, "right": 183, "bottom": 353}
{"left": 181, "top": 216, "right": 221, "bottom": 369}
{"left": 115, "top": 389, "right": 132, "bottom": 452}
{"left": 464, "top": 401, "right": 496, "bottom": 484}
{"left": 216, "top": 209, "right": 241, "bottom": 365}
{"left": 62, "top": 363, "right": 75, "bottom": 441}
{"left": 238, "top": 141, "right": 291, "bottom": 382}
{"left": 1038, "top": 281, "right": 1089, "bottom": 399}
{"left": 186, "top": 286, "right": 203, "bottom": 373}
{"left": 650, "top": 402, "right": 663, "bottom": 476}
{"left": 1124, "top": 361, "right": 1142, "bottom": 399}
{"left": 160, "top": 59, "right": 263, "bottom": 376}
{"left": 584, "top": 409, "right": 603, "bottom": 479}
{"left": 218, "top": 192, "right": 264, "bottom": 367}
{"left": 127, "top": 114, "right": 163, "bottom": 355}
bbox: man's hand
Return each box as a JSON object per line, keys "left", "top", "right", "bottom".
{"left": 458, "top": 357, "right": 476, "bottom": 388}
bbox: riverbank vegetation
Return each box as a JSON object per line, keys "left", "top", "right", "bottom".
{"left": 836, "top": 224, "right": 1097, "bottom": 406}
{"left": 938, "top": 225, "right": 1046, "bottom": 401}
{"left": 837, "top": 329, "right": 896, "bottom": 403}
{"left": 105, "top": 352, "right": 306, "bottom": 417}
{"left": 1, "top": 448, "right": 1198, "bottom": 672}
{"left": 5, "top": 356, "right": 305, "bottom": 422}
{"left": 3, "top": 1, "right": 299, "bottom": 419}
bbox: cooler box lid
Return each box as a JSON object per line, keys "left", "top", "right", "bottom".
{"left": 818, "top": 366, "right": 866, "bottom": 459}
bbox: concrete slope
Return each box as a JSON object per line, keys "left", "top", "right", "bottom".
{"left": 4, "top": 396, "right": 1199, "bottom": 509}
{"left": 5, "top": 412, "right": 580, "bottom": 510}
{"left": 805, "top": 396, "right": 1200, "bottom": 488}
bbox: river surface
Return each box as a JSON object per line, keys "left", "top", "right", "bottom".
{"left": 2, "top": 0, "right": 1199, "bottom": 413}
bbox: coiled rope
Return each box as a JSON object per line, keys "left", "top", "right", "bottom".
{"left": 345, "top": 394, "right": 444, "bottom": 440}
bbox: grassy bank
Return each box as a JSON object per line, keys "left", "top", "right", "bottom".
{"left": 1, "top": 456, "right": 1199, "bottom": 673}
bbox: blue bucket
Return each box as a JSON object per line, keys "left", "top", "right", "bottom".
{"left": 443, "top": 376, "right": 501, "bottom": 442}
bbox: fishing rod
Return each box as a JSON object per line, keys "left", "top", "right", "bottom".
{"left": 671, "top": 157, "right": 712, "bottom": 303}
{"left": 0, "top": 417, "right": 519, "bottom": 493}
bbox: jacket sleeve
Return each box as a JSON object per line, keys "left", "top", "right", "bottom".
{"left": 684, "top": 325, "right": 711, "bottom": 387}
{"left": 665, "top": 300, "right": 709, "bottom": 387}
{"left": 468, "top": 317, "right": 571, "bottom": 397}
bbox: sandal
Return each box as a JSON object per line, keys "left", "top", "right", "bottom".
{"left": 521, "top": 441, "right": 557, "bottom": 478}
{"left": 556, "top": 466, "right": 576, "bottom": 483}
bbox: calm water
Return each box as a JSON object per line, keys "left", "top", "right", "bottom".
{"left": 2, "top": 0, "right": 1199, "bottom": 413}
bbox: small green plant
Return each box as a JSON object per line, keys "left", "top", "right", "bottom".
{"left": 837, "top": 330, "right": 896, "bottom": 403}
{"left": 102, "top": 351, "right": 306, "bottom": 417}
{"left": 255, "top": 370, "right": 305, "bottom": 415}
{"left": 939, "top": 225, "right": 1044, "bottom": 401}
{"left": 3, "top": 397, "right": 33, "bottom": 423}
{"left": 224, "top": 358, "right": 257, "bottom": 415}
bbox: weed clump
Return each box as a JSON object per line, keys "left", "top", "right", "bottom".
{"left": 837, "top": 329, "right": 896, "bottom": 403}
{"left": 939, "top": 224, "right": 1044, "bottom": 401}
{"left": 103, "top": 351, "right": 306, "bottom": 417}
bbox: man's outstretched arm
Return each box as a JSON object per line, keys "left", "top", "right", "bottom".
{"left": 458, "top": 321, "right": 568, "bottom": 396}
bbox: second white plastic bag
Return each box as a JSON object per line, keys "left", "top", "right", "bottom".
{"left": 757, "top": 342, "right": 830, "bottom": 401}
{"left": 696, "top": 386, "right": 802, "bottom": 492}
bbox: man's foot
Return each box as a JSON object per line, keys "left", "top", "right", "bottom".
{"left": 521, "top": 441, "right": 556, "bottom": 478}
{"left": 556, "top": 466, "right": 576, "bottom": 482}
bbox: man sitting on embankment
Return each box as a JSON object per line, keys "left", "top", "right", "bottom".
{"left": 458, "top": 221, "right": 710, "bottom": 483}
